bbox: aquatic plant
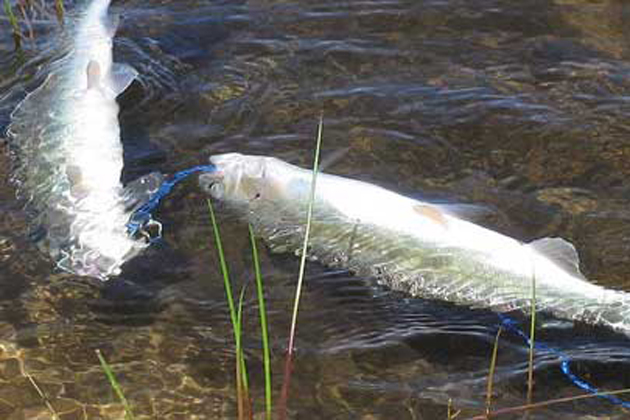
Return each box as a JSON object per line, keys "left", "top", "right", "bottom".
{"left": 25, "top": 370, "right": 59, "bottom": 419}
{"left": 447, "top": 399, "right": 460, "bottom": 419}
{"left": 204, "top": 116, "right": 324, "bottom": 419}
{"left": 472, "top": 388, "right": 630, "bottom": 419}
{"left": 278, "top": 113, "right": 324, "bottom": 419}
{"left": 485, "top": 327, "right": 502, "bottom": 416}
{"left": 96, "top": 349, "right": 135, "bottom": 420}
{"left": 207, "top": 199, "right": 251, "bottom": 419}
{"left": 249, "top": 224, "right": 273, "bottom": 420}
{"left": 526, "top": 265, "right": 537, "bottom": 411}
{"left": 3, "top": 0, "right": 22, "bottom": 50}
{"left": 3, "top": 0, "right": 65, "bottom": 50}
{"left": 206, "top": 202, "right": 275, "bottom": 419}
{"left": 54, "top": 0, "right": 64, "bottom": 24}
{"left": 236, "top": 282, "right": 252, "bottom": 419}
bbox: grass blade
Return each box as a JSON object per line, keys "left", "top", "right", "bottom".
{"left": 470, "top": 388, "right": 630, "bottom": 419}
{"left": 207, "top": 199, "right": 238, "bottom": 337}
{"left": 3, "top": 0, "right": 22, "bottom": 50}
{"left": 447, "top": 398, "right": 461, "bottom": 419}
{"left": 249, "top": 224, "right": 272, "bottom": 419}
{"left": 527, "top": 264, "right": 537, "bottom": 410}
{"left": 287, "top": 112, "right": 324, "bottom": 353}
{"left": 279, "top": 113, "right": 324, "bottom": 419}
{"left": 25, "top": 371, "right": 59, "bottom": 419}
{"left": 54, "top": 0, "right": 64, "bottom": 25}
{"left": 95, "top": 350, "right": 135, "bottom": 420}
{"left": 207, "top": 199, "right": 249, "bottom": 417}
{"left": 485, "top": 326, "right": 502, "bottom": 416}
{"left": 16, "top": 0, "right": 33, "bottom": 40}
{"left": 236, "top": 285, "right": 252, "bottom": 419}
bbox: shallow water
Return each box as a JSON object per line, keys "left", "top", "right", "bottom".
{"left": 3, "top": 0, "right": 630, "bottom": 418}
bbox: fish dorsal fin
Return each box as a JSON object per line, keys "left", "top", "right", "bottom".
{"left": 413, "top": 204, "right": 449, "bottom": 228}
{"left": 87, "top": 60, "right": 101, "bottom": 90}
{"left": 109, "top": 63, "right": 138, "bottom": 97}
{"left": 527, "top": 237, "right": 586, "bottom": 280}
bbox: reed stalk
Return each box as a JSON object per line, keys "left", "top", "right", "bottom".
{"left": 207, "top": 200, "right": 250, "bottom": 418}
{"left": 287, "top": 112, "right": 324, "bottom": 353}
{"left": 471, "top": 388, "right": 630, "bottom": 419}
{"left": 3, "top": 0, "right": 22, "bottom": 50}
{"left": 447, "top": 398, "right": 460, "bottom": 419}
{"left": 96, "top": 350, "right": 135, "bottom": 420}
{"left": 485, "top": 326, "right": 502, "bottom": 416}
{"left": 278, "top": 113, "right": 324, "bottom": 418}
{"left": 249, "top": 224, "right": 272, "bottom": 419}
{"left": 236, "top": 285, "right": 252, "bottom": 419}
{"left": 526, "top": 265, "right": 537, "bottom": 411}
{"left": 54, "top": 0, "right": 64, "bottom": 25}
{"left": 25, "top": 371, "right": 59, "bottom": 419}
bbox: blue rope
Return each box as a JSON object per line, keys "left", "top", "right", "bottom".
{"left": 127, "top": 164, "right": 217, "bottom": 238}
{"left": 498, "top": 313, "right": 630, "bottom": 409}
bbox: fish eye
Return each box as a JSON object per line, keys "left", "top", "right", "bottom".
{"left": 209, "top": 182, "right": 224, "bottom": 199}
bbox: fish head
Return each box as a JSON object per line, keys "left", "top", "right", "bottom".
{"left": 200, "top": 153, "right": 294, "bottom": 207}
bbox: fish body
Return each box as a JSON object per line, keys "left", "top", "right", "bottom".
{"left": 7, "top": 0, "right": 152, "bottom": 279}
{"left": 201, "top": 153, "right": 630, "bottom": 334}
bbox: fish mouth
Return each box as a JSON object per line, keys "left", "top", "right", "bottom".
{"left": 199, "top": 170, "right": 225, "bottom": 199}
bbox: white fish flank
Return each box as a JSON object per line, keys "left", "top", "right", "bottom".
{"left": 201, "top": 153, "right": 630, "bottom": 334}
{"left": 8, "top": 0, "right": 149, "bottom": 279}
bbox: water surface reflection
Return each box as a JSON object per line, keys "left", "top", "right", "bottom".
{"left": 2, "top": 0, "right": 630, "bottom": 418}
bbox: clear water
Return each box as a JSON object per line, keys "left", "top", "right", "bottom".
{"left": 2, "top": 0, "right": 630, "bottom": 418}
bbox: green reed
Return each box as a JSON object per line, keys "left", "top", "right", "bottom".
{"left": 236, "top": 284, "right": 252, "bottom": 419}
{"left": 204, "top": 116, "right": 323, "bottom": 418}
{"left": 286, "top": 114, "right": 323, "bottom": 353}
{"left": 278, "top": 113, "right": 324, "bottom": 419}
{"left": 206, "top": 203, "right": 274, "bottom": 419}
{"left": 96, "top": 349, "right": 135, "bottom": 420}
{"left": 207, "top": 199, "right": 250, "bottom": 419}
{"left": 3, "top": 0, "right": 66, "bottom": 50}
{"left": 4, "top": 0, "right": 22, "bottom": 50}
{"left": 54, "top": 0, "right": 64, "bottom": 25}
{"left": 485, "top": 326, "right": 502, "bottom": 416}
{"left": 526, "top": 261, "right": 537, "bottom": 412}
{"left": 249, "top": 224, "right": 273, "bottom": 420}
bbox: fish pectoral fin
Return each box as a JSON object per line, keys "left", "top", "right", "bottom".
{"left": 527, "top": 237, "right": 587, "bottom": 281}
{"left": 109, "top": 63, "right": 139, "bottom": 97}
{"left": 412, "top": 204, "right": 449, "bottom": 229}
{"left": 436, "top": 203, "right": 497, "bottom": 224}
{"left": 87, "top": 60, "right": 102, "bottom": 90}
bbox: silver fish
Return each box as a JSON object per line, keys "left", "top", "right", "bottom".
{"left": 201, "top": 153, "right": 630, "bottom": 334}
{"left": 7, "top": 0, "right": 158, "bottom": 279}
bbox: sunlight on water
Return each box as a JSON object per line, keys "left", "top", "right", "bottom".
{"left": 2, "top": 0, "right": 630, "bottom": 418}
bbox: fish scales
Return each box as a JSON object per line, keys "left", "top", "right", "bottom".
{"left": 201, "top": 153, "right": 630, "bottom": 334}
{"left": 7, "top": 0, "right": 153, "bottom": 279}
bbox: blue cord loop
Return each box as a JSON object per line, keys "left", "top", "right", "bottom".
{"left": 127, "top": 164, "right": 216, "bottom": 240}
{"left": 498, "top": 313, "right": 630, "bottom": 409}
